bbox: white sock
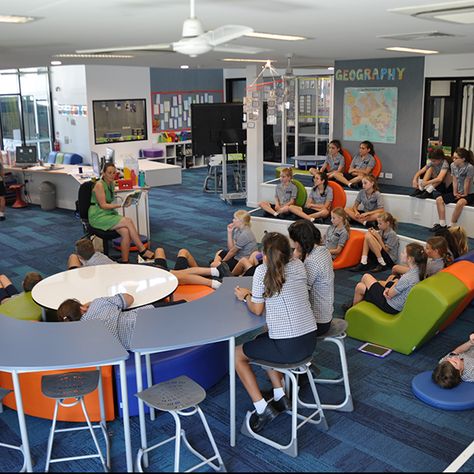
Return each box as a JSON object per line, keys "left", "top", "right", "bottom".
{"left": 274, "top": 211, "right": 279, "bottom": 217}
{"left": 210, "top": 267, "right": 219, "bottom": 277}
{"left": 310, "top": 217, "right": 315, "bottom": 222}
{"left": 273, "top": 387, "right": 285, "bottom": 401}
{"left": 362, "top": 221, "right": 367, "bottom": 226}
{"left": 0, "top": 212, "right": 4, "bottom": 217}
{"left": 361, "top": 256, "right": 368, "bottom": 265}
{"left": 211, "top": 280, "right": 222, "bottom": 290}
{"left": 440, "top": 220, "right": 446, "bottom": 227}
{"left": 425, "top": 184, "right": 434, "bottom": 193}
{"left": 254, "top": 398, "right": 268, "bottom": 414}
{"left": 377, "top": 257, "right": 386, "bottom": 265}
{"left": 348, "top": 182, "right": 352, "bottom": 188}
{"left": 449, "top": 222, "right": 456, "bottom": 228}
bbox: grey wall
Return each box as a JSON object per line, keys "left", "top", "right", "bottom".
{"left": 333, "top": 57, "right": 425, "bottom": 187}
{"left": 150, "top": 68, "right": 224, "bottom": 92}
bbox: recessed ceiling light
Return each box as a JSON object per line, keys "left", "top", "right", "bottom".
{"left": 50, "top": 60, "right": 62, "bottom": 66}
{"left": 221, "top": 58, "right": 273, "bottom": 63}
{"left": 385, "top": 46, "right": 439, "bottom": 54}
{"left": 180, "top": 65, "right": 189, "bottom": 69}
{"left": 245, "top": 32, "right": 306, "bottom": 41}
{"left": 328, "top": 67, "right": 334, "bottom": 71}
{"left": 0, "top": 15, "right": 38, "bottom": 24}
{"left": 53, "top": 53, "right": 134, "bottom": 59}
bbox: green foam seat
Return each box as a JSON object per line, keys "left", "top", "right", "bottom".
{"left": 276, "top": 166, "right": 312, "bottom": 178}
{"left": 0, "top": 292, "right": 42, "bottom": 321}
{"left": 291, "top": 178, "right": 307, "bottom": 207}
{"left": 345, "top": 272, "right": 468, "bottom": 355}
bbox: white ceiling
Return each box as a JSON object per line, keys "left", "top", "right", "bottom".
{"left": 1, "top": 0, "right": 474, "bottom": 70}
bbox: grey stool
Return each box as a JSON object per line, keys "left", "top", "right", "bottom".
{"left": 41, "top": 370, "right": 109, "bottom": 472}
{"left": 241, "top": 356, "right": 328, "bottom": 457}
{"left": 313, "top": 319, "right": 354, "bottom": 412}
{"left": 135, "top": 375, "right": 226, "bottom": 472}
{"left": 0, "top": 388, "right": 26, "bottom": 472}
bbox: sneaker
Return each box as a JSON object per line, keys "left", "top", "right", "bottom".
{"left": 249, "top": 403, "right": 279, "bottom": 433}
{"left": 365, "top": 220, "right": 378, "bottom": 229}
{"left": 217, "top": 262, "right": 232, "bottom": 278}
{"left": 429, "top": 223, "right": 446, "bottom": 233}
{"left": 410, "top": 189, "right": 422, "bottom": 197}
{"left": 371, "top": 264, "right": 388, "bottom": 273}
{"left": 349, "top": 263, "right": 368, "bottom": 272}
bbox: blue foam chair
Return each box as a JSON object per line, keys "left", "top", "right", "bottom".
{"left": 47, "top": 151, "right": 83, "bottom": 165}
{"left": 412, "top": 370, "right": 474, "bottom": 411}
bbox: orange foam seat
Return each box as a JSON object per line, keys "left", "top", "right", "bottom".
{"left": 173, "top": 284, "right": 214, "bottom": 302}
{"left": 333, "top": 229, "right": 365, "bottom": 270}
{"left": 372, "top": 154, "right": 382, "bottom": 178}
{"left": 438, "top": 261, "right": 474, "bottom": 331}
{"left": 0, "top": 366, "right": 115, "bottom": 422}
{"left": 342, "top": 148, "right": 352, "bottom": 173}
{"left": 328, "top": 181, "right": 346, "bottom": 209}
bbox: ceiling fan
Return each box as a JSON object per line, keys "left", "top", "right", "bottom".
{"left": 77, "top": 0, "right": 266, "bottom": 57}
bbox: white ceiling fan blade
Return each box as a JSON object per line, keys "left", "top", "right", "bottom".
{"left": 203, "top": 25, "right": 253, "bottom": 46}
{"left": 213, "top": 44, "right": 269, "bottom": 54}
{"left": 76, "top": 44, "right": 173, "bottom": 54}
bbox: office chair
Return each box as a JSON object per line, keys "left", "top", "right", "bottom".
{"left": 77, "top": 181, "right": 119, "bottom": 256}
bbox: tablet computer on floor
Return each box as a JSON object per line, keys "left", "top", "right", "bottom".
{"left": 358, "top": 342, "right": 392, "bottom": 358}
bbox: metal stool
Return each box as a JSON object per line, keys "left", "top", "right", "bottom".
{"left": 41, "top": 370, "right": 109, "bottom": 472}
{"left": 136, "top": 375, "right": 226, "bottom": 472}
{"left": 241, "top": 356, "right": 328, "bottom": 457}
{"left": 313, "top": 319, "right": 353, "bottom": 412}
{"left": 0, "top": 388, "right": 26, "bottom": 472}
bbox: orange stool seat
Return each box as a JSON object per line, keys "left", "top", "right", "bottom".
{"left": 9, "top": 184, "right": 28, "bottom": 208}
{"left": 333, "top": 229, "right": 365, "bottom": 270}
{"left": 173, "top": 284, "right": 214, "bottom": 302}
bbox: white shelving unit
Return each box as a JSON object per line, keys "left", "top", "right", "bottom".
{"left": 148, "top": 141, "right": 207, "bottom": 169}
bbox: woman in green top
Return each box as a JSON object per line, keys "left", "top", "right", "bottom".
{"left": 89, "top": 162, "right": 154, "bottom": 263}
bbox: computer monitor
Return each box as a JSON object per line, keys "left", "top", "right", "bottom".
{"left": 91, "top": 151, "right": 100, "bottom": 177}
{"left": 15, "top": 146, "right": 38, "bottom": 168}
{"left": 105, "top": 147, "right": 115, "bottom": 163}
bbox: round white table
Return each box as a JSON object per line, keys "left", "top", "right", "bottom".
{"left": 32, "top": 264, "right": 178, "bottom": 311}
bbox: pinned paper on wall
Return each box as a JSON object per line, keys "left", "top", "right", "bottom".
{"left": 151, "top": 89, "right": 223, "bottom": 132}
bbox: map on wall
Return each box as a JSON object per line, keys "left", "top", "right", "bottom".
{"left": 343, "top": 87, "right": 398, "bottom": 144}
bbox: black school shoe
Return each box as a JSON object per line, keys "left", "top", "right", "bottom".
{"left": 364, "top": 220, "right": 379, "bottom": 229}
{"left": 417, "top": 190, "right": 433, "bottom": 199}
{"left": 410, "top": 189, "right": 423, "bottom": 197}
{"left": 249, "top": 403, "right": 279, "bottom": 433}
{"left": 261, "top": 391, "right": 291, "bottom": 413}
{"left": 217, "top": 262, "right": 232, "bottom": 278}
{"left": 430, "top": 223, "right": 447, "bottom": 233}
{"left": 349, "top": 262, "right": 369, "bottom": 272}
{"left": 371, "top": 264, "right": 388, "bottom": 273}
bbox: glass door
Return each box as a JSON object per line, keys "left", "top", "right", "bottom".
{"left": 0, "top": 94, "right": 23, "bottom": 151}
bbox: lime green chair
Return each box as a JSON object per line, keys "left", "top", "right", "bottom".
{"left": 0, "top": 292, "right": 42, "bottom": 321}
{"left": 345, "top": 272, "right": 468, "bottom": 355}
{"left": 276, "top": 166, "right": 312, "bottom": 178}
{"left": 291, "top": 178, "right": 307, "bottom": 207}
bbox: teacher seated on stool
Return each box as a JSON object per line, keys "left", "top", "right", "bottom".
{"left": 57, "top": 293, "right": 155, "bottom": 350}
{"left": 234, "top": 232, "right": 318, "bottom": 433}
{"left": 89, "top": 162, "right": 154, "bottom": 264}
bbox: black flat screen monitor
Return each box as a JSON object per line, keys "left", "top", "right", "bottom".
{"left": 191, "top": 103, "right": 245, "bottom": 156}
{"left": 15, "top": 146, "right": 38, "bottom": 168}
{"left": 91, "top": 151, "right": 100, "bottom": 177}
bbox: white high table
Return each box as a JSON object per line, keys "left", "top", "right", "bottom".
{"left": 0, "top": 315, "right": 133, "bottom": 472}
{"left": 32, "top": 264, "right": 178, "bottom": 312}
{"left": 130, "top": 276, "right": 266, "bottom": 454}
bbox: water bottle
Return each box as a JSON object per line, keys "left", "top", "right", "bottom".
{"left": 138, "top": 170, "right": 145, "bottom": 187}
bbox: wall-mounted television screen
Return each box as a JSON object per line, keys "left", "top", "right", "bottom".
{"left": 92, "top": 98, "right": 147, "bottom": 144}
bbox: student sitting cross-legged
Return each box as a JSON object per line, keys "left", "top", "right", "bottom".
{"left": 345, "top": 174, "right": 384, "bottom": 227}
{"left": 258, "top": 167, "right": 297, "bottom": 218}
{"left": 234, "top": 232, "right": 318, "bottom": 433}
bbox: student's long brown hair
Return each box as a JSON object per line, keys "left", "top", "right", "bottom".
{"left": 261, "top": 232, "right": 292, "bottom": 298}
{"left": 406, "top": 243, "right": 428, "bottom": 281}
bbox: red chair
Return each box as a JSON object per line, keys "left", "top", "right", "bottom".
{"left": 328, "top": 181, "right": 346, "bottom": 210}
{"left": 372, "top": 154, "right": 382, "bottom": 178}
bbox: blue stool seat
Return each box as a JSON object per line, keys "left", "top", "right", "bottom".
{"left": 412, "top": 371, "right": 474, "bottom": 411}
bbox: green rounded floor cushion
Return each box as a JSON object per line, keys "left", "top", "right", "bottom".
{"left": 345, "top": 271, "right": 469, "bottom": 355}
{"left": 276, "top": 166, "right": 312, "bottom": 178}
{"left": 291, "top": 178, "right": 307, "bottom": 207}
{"left": 0, "top": 292, "right": 42, "bottom": 321}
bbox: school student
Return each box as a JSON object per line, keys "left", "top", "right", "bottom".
{"left": 331, "top": 140, "right": 376, "bottom": 188}
{"left": 234, "top": 232, "right": 317, "bottom": 432}
{"left": 310, "top": 139, "right": 345, "bottom": 180}
{"left": 411, "top": 147, "right": 452, "bottom": 199}
{"left": 433, "top": 333, "right": 474, "bottom": 389}
{"left": 288, "top": 171, "right": 333, "bottom": 223}
{"left": 343, "top": 243, "right": 427, "bottom": 315}
{"left": 350, "top": 212, "right": 399, "bottom": 273}
{"left": 345, "top": 175, "right": 384, "bottom": 227}
{"left": 258, "top": 167, "right": 297, "bottom": 218}
{"left": 431, "top": 148, "right": 474, "bottom": 232}
{"left": 324, "top": 207, "right": 350, "bottom": 260}
{"left": 289, "top": 220, "right": 334, "bottom": 336}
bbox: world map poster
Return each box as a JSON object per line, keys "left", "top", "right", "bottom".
{"left": 343, "top": 87, "right": 398, "bottom": 144}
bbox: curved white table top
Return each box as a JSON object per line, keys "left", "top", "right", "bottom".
{"left": 32, "top": 264, "right": 178, "bottom": 310}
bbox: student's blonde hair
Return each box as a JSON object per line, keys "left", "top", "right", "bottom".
{"left": 378, "top": 212, "right": 398, "bottom": 230}
{"left": 331, "top": 207, "right": 350, "bottom": 234}
{"left": 280, "top": 167, "right": 293, "bottom": 179}
{"left": 234, "top": 210, "right": 251, "bottom": 227}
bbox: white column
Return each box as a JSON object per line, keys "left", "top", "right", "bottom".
{"left": 245, "top": 65, "right": 264, "bottom": 208}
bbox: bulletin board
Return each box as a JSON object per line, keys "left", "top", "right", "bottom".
{"left": 151, "top": 89, "right": 224, "bottom": 133}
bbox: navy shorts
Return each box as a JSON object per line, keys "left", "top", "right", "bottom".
{"left": 441, "top": 193, "right": 474, "bottom": 206}
{"left": 153, "top": 256, "right": 189, "bottom": 271}
{"left": 364, "top": 281, "right": 399, "bottom": 315}
{"left": 0, "top": 284, "right": 19, "bottom": 303}
{"left": 243, "top": 330, "right": 317, "bottom": 364}
{"left": 0, "top": 182, "right": 5, "bottom": 197}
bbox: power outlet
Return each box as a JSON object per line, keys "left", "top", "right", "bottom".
{"left": 385, "top": 173, "right": 393, "bottom": 179}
